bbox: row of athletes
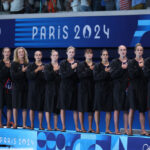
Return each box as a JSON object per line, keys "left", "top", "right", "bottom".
{"left": 0, "top": 43, "right": 150, "bottom": 136}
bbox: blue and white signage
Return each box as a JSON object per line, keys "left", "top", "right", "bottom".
{"left": 0, "top": 14, "right": 150, "bottom": 48}
{"left": 0, "top": 128, "right": 37, "bottom": 149}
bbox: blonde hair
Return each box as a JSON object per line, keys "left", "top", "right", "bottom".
{"left": 67, "top": 46, "right": 75, "bottom": 52}
{"left": 51, "top": 49, "right": 58, "bottom": 56}
{"left": 135, "top": 43, "right": 143, "bottom": 51}
{"left": 13, "top": 47, "right": 29, "bottom": 64}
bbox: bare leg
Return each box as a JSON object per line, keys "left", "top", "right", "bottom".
{"left": 124, "top": 111, "right": 128, "bottom": 134}
{"left": 60, "top": 109, "right": 66, "bottom": 131}
{"left": 88, "top": 112, "right": 94, "bottom": 132}
{"left": 94, "top": 111, "right": 100, "bottom": 133}
{"left": 7, "top": 109, "right": 11, "bottom": 128}
{"left": 114, "top": 110, "right": 120, "bottom": 134}
{"left": 0, "top": 109, "right": 3, "bottom": 128}
{"left": 105, "top": 112, "right": 112, "bottom": 133}
{"left": 73, "top": 111, "right": 80, "bottom": 131}
{"left": 54, "top": 113, "right": 60, "bottom": 130}
{"left": 140, "top": 112, "right": 148, "bottom": 135}
{"left": 128, "top": 109, "right": 134, "bottom": 135}
{"left": 22, "top": 109, "right": 27, "bottom": 128}
{"left": 79, "top": 112, "right": 86, "bottom": 131}
{"left": 13, "top": 108, "right": 17, "bottom": 128}
{"left": 39, "top": 111, "right": 44, "bottom": 130}
{"left": 45, "top": 112, "right": 52, "bottom": 130}
{"left": 29, "top": 109, "right": 34, "bottom": 129}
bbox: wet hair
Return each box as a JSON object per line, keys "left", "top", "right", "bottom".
{"left": 34, "top": 50, "right": 42, "bottom": 55}
{"left": 118, "top": 45, "right": 127, "bottom": 51}
{"left": 84, "top": 48, "right": 93, "bottom": 54}
{"left": 67, "top": 46, "right": 75, "bottom": 52}
{"left": 100, "top": 49, "right": 108, "bottom": 56}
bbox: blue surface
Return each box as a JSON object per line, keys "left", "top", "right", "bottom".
{"left": 2, "top": 107, "right": 150, "bottom": 133}
{"left": 0, "top": 128, "right": 150, "bottom": 150}
{"left": 0, "top": 128, "right": 37, "bottom": 149}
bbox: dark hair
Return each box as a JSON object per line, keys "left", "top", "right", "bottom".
{"left": 100, "top": 49, "right": 108, "bottom": 56}
{"left": 84, "top": 48, "right": 93, "bottom": 54}
{"left": 34, "top": 50, "right": 42, "bottom": 55}
{"left": 118, "top": 45, "right": 127, "bottom": 51}
{"left": 2, "top": 47, "right": 10, "bottom": 53}
{"left": 2, "top": 47, "right": 11, "bottom": 59}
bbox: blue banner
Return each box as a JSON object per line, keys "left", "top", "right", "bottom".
{"left": 128, "top": 136, "right": 150, "bottom": 150}
{"left": 0, "top": 128, "right": 150, "bottom": 150}
{"left": 0, "top": 19, "right": 15, "bottom": 48}
{"left": 0, "top": 14, "right": 150, "bottom": 48}
{"left": 37, "top": 131, "right": 111, "bottom": 150}
{"left": 0, "top": 128, "right": 37, "bottom": 149}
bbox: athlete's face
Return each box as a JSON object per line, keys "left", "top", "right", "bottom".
{"left": 3, "top": 48, "right": 11, "bottom": 59}
{"left": 101, "top": 51, "right": 109, "bottom": 62}
{"left": 118, "top": 46, "right": 127, "bottom": 58}
{"left": 18, "top": 48, "right": 25, "bottom": 59}
{"left": 51, "top": 51, "right": 59, "bottom": 62}
{"left": 67, "top": 48, "right": 75, "bottom": 59}
{"left": 34, "top": 51, "right": 42, "bottom": 61}
{"left": 135, "top": 46, "right": 143, "bottom": 58}
{"left": 85, "top": 52, "right": 93, "bottom": 60}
